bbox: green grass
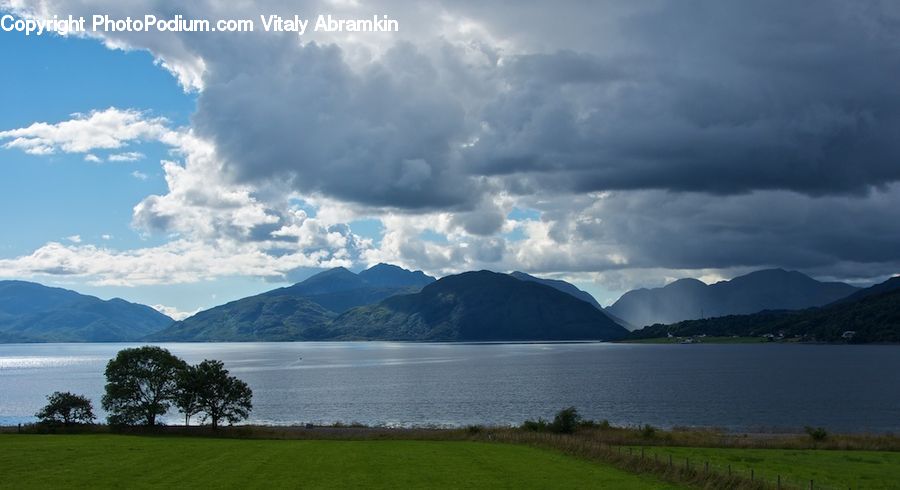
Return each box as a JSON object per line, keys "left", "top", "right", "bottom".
{"left": 0, "top": 434, "right": 681, "bottom": 489}
{"left": 631, "top": 445, "right": 900, "bottom": 489}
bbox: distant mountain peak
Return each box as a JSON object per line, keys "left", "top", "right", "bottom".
{"left": 509, "top": 271, "right": 603, "bottom": 310}
{"left": 0, "top": 280, "right": 173, "bottom": 342}
{"left": 665, "top": 278, "right": 708, "bottom": 288}
{"left": 366, "top": 263, "right": 405, "bottom": 272}
{"left": 310, "top": 266, "right": 356, "bottom": 278}
{"left": 330, "top": 270, "right": 628, "bottom": 341}
{"left": 358, "top": 263, "right": 435, "bottom": 288}
{"left": 608, "top": 269, "right": 859, "bottom": 329}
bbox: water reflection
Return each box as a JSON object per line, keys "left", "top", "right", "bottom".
{"left": 1, "top": 342, "right": 898, "bottom": 432}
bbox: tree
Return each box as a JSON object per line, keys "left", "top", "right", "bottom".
{"left": 174, "top": 364, "right": 203, "bottom": 426}
{"left": 550, "top": 406, "right": 582, "bottom": 434}
{"left": 35, "top": 392, "right": 95, "bottom": 426}
{"left": 102, "top": 346, "right": 187, "bottom": 426}
{"left": 191, "top": 360, "right": 253, "bottom": 429}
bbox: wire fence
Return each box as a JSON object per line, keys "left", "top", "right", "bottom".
{"left": 616, "top": 445, "right": 849, "bottom": 490}
{"left": 488, "top": 431, "right": 856, "bottom": 490}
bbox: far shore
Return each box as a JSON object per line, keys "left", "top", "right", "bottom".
{"left": 4, "top": 422, "right": 900, "bottom": 446}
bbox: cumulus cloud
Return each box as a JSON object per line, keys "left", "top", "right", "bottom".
{"left": 152, "top": 304, "right": 199, "bottom": 321}
{"left": 108, "top": 151, "right": 145, "bottom": 162}
{"left": 0, "top": 108, "right": 168, "bottom": 155}
{"left": 2, "top": 0, "right": 900, "bottom": 299}
{"left": 0, "top": 238, "right": 359, "bottom": 286}
{"left": 0, "top": 108, "right": 373, "bottom": 286}
{"left": 13, "top": 1, "right": 897, "bottom": 202}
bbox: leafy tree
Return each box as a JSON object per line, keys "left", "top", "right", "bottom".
{"left": 35, "top": 391, "right": 95, "bottom": 426}
{"left": 174, "top": 364, "right": 204, "bottom": 426}
{"left": 805, "top": 426, "right": 828, "bottom": 441}
{"left": 550, "top": 406, "right": 582, "bottom": 434}
{"left": 191, "top": 359, "right": 253, "bottom": 429}
{"left": 102, "top": 346, "right": 187, "bottom": 426}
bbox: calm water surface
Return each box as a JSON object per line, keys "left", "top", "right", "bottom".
{"left": 1, "top": 342, "right": 898, "bottom": 432}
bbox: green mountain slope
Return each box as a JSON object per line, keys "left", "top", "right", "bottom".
{"left": 0, "top": 281, "right": 173, "bottom": 342}
{"left": 329, "top": 271, "right": 629, "bottom": 341}
{"left": 147, "top": 295, "right": 335, "bottom": 341}
{"left": 628, "top": 276, "right": 900, "bottom": 343}
{"left": 151, "top": 264, "right": 435, "bottom": 341}
{"left": 510, "top": 271, "right": 602, "bottom": 308}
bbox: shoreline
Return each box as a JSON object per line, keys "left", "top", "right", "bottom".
{"left": 4, "top": 423, "right": 900, "bottom": 442}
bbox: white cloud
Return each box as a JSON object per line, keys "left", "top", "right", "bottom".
{"left": 84, "top": 154, "right": 101, "bottom": 163}
{"left": 108, "top": 151, "right": 145, "bottom": 162}
{"left": 151, "top": 304, "right": 199, "bottom": 321}
{"left": 0, "top": 108, "right": 168, "bottom": 155}
{"left": 2, "top": 0, "right": 899, "bottom": 305}
{"left": 131, "top": 171, "right": 149, "bottom": 180}
{"left": 65, "top": 235, "right": 82, "bottom": 244}
{"left": 0, "top": 239, "right": 355, "bottom": 286}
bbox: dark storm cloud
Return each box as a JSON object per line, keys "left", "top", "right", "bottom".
{"left": 194, "top": 39, "right": 481, "bottom": 211}
{"left": 8, "top": 0, "right": 900, "bottom": 286}
{"left": 537, "top": 186, "right": 900, "bottom": 274}
{"left": 182, "top": 0, "right": 900, "bottom": 212}
{"left": 467, "top": 1, "right": 900, "bottom": 196}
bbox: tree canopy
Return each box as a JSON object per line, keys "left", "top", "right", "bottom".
{"left": 35, "top": 391, "right": 95, "bottom": 426}
{"left": 101, "top": 346, "right": 187, "bottom": 426}
{"left": 190, "top": 359, "right": 253, "bottom": 429}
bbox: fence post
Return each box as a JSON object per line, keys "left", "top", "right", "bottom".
{"left": 668, "top": 454, "right": 672, "bottom": 469}
{"left": 641, "top": 447, "right": 645, "bottom": 460}
{"left": 705, "top": 461, "right": 709, "bottom": 474}
{"left": 809, "top": 479, "right": 814, "bottom": 490}
{"left": 751, "top": 468, "right": 754, "bottom": 481}
{"left": 777, "top": 475, "right": 781, "bottom": 490}
{"left": 728, "top": 464, "right": 731, "bottom": 477}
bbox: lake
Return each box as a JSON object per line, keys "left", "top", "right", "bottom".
{"left": 1, "top": 342, "right": 899, "bottom": 432}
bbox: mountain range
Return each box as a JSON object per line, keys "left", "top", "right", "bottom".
{"left": 329, "top": 271, "right": 627, "bottom": 341}
{"left": 606, "top": 269, "right": 859, "bottom": 328}
{"left": 1, "top": 266, "right": 895, "bottom": 343}
{"left": 0, "top": 281, "right": 173, "bottom": 342}
{"left": 152, "top": 267, "right": 627, "bottom": 341}
{"left": 628, "top": 276, "right": 900, "bottom": 343}
{"left": 149, "top": 264, "right": 435, "bottom": 341}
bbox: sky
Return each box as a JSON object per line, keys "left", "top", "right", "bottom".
{"left": 1, "top": 1, "right": 899, "bottom": 318}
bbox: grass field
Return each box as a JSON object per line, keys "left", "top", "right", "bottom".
{"left": 631, "top": 445, "right": 900, "bottom": 489}
{"left": 0, "top": 434, "right": 682, "bottom": 489}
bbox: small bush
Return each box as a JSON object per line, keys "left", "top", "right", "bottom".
{"left": 805, "top": 426, "right": 828, "bottom": 441}
{"left": 36, "top": 392, "right": 95, "bottom": 426}
{"left": 641, "top": 424, "right": 657, "bottom": 439}
{"left": 521, "top": 418, "right": 549, "bottom": 432}
{"left": 550, "top": 406, "right": 582, "bottom": 434}
{"left": 466, "top": 424, "right": 483, "bottom": 435}
{"left": 597, "top": 419, "right": 611, "bottom": 430}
